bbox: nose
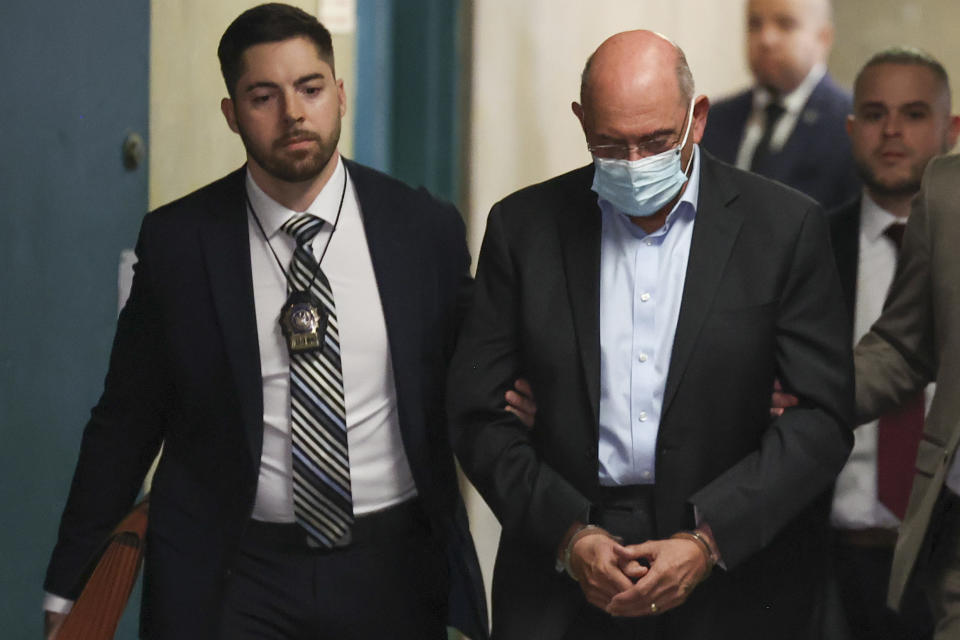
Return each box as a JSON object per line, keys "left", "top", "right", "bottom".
{"left": 281, "top": 91, "right": 305, "bottom": 124}
{"left": 755, "top": 22, "right": 778, "bottom": 49}
{"left": 882, "top": 113, "right": 903, "bottom": 137}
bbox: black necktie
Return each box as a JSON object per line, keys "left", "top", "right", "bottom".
{"left": 883, "top": 222, "right": 906, "bottom": 250}
{"left": 750, "top": 101, "right": 786, "bottom": 172}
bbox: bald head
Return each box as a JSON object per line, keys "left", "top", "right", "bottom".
{"left": 580, "top": 31, "right": 694, "bottom": 111}
{"left": 747, "top": 0, "right": 834, "bottom": 94}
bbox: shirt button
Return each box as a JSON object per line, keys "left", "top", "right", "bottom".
{"left": 645, "top": 239, "right": 653, "bottom": 246}
{"left": 639, "top": 411, "right": 648, "bottom": 422}
{"left": 640, "top": 293, "right": 651, "bottom": 302}
{"left": 638, "top": 353, "right": 648, "bottom": 363}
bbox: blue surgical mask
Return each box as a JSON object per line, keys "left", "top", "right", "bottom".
{"left": 591, "top": 98, "right": 696, "bottom": 217}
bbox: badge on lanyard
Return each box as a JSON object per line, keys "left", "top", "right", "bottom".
{"left": 279, "top": 290, "right": 328, "bottom": 353}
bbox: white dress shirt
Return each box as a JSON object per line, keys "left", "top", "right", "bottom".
{"left": 734, "top": 64, "right": 826, "bottom": 171}
{"left": 831, "top": 192, "right": 934, "bottom": 529}
{"left": 595, "top": 146, "right": 701, "bottom": 485}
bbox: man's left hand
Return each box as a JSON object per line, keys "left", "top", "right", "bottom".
{"left": 605, "top": 537, "right": 710, "bottom": 617}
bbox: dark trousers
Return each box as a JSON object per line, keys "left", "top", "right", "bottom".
{"left": 219, "top": 500, "right": 449, "bottom": 640}
{"left": 832, "top": 531, "right": 933, "bottom": 640}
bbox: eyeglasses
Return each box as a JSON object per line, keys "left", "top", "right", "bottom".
{"left": 587, "top": 103, "right": 694, "bottom": 160}
{"left": 587, "top": 138, "right": 677, "bottom": 160}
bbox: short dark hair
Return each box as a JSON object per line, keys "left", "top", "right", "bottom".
{"left": 854, "top": 46, "right": 951, "bottom": 105}
{"left": 218, "top": 3, "right": 335, "bottom": 98}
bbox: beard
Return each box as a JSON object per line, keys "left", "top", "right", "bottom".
{"left": 239, "top": 117, "right": 341, "bottom": 184}
{"left": 855, "top": 157, "right": 925, "bottom": 200}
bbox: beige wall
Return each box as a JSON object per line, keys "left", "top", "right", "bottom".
{"left": 830, "top": 0, "right": 960, "bottom": 113}
{"left": 149, "top": 1, "right": 355, "bottom": 209}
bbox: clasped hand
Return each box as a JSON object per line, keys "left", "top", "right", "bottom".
{"left": 568, "top": 532, "right": 710, "bottom": 617}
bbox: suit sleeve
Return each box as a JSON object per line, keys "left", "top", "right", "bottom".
{"left": 44, "top": 220, "right": 169, "bottom": 598}
{"left": 448, "top": 203, "right": 590, "bottom": 555}
{"left": 690, "top": 203, "right": 855, "bottom": 568}
{"left": 854, "top": 164, "right": 937, "bottom": 423}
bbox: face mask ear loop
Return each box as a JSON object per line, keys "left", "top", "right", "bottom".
{"left": 679, "top": 97, "right": 697, "bottom": 176}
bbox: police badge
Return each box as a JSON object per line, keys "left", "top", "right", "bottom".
{"left": 279, "top": 290, "right": 328, "bottom": 353}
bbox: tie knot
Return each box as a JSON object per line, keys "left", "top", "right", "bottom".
{"left": 884, "top": 222, "right": 906, "bottom": 250}
{"left": 282, "top": 214, "right": 325, "bottom": 246}
{"left": 764, "top": 101, "right": 786, "bottom": 123}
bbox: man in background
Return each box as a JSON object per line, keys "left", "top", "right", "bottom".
{"left": 827, "top": 47, "right": 958, "bottom": 640}
{"left": 702, "top": 0, "right": 859, "bottom": 210}
{"left": 42, "top": 4, "right": 486, "bottom": 639}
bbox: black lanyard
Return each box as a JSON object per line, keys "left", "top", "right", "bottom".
{"left": 245, "top": 166, "right": 348, "bottom": 294}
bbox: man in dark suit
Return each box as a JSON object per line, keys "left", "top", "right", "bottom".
{"left": 824, "top": 48, "right": 957, "bottom": 640}
{"left": 701, "top": 0, "right": 858, "bottom": 210}
{"left": 449, "top": 30, "right": 853, "bottom": 640}
{"left": 42, "top": 5, "right": 486, "bottom": 639}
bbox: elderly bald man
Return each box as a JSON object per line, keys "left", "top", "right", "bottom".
{"left": 702, "top": 0, "right": 859, "bottom": 211}
{"left": 449, "top": 30, "right": 853, "bottom": 640}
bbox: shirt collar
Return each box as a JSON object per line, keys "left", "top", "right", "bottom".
{"left": 859, "top": 189, "right": 903, "bottom": 243}
{"left": 753, "top": 63, "right": 826, "bottom": 115}
{"left": 244, "top": 155, "right": 347, "bottom": 239}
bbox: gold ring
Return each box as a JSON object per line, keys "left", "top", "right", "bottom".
{"left": 650, "top": 602, "right": 657, "bottom": 613}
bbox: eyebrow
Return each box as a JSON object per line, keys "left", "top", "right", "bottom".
{"left": 596, "top": 128, "right": 676, "bottom": 143}
{"left": 243, "top": 73, "right": 327, "bottom": 94}
{"left": 858, "top": 100, "right": 932, "bottom": 111}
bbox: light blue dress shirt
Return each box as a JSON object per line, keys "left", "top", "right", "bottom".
{"left": 596, "top": 145, "right": 701, "bottom": 486}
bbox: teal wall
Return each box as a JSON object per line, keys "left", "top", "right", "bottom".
{"left": 0, "top": 1, "right": 150, "bottom": 637}
{"left": 355, "top": 0, "right": 467, "bottom": 206}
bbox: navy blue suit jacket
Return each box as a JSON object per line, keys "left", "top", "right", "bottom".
{"left": 44, "top": 160, "right": 488, "bottom": 640}
{"left": 702, "top": 74, "right": 860, "bottom": 211}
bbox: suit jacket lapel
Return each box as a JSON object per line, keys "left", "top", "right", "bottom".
{"left": 200, "top": 168, "right": 264, "bottom": 467}
{"left": 774, "top": 75, "right": 833, "bottom": 171}
{"left": 662, "top": 155, "right": 744, "bottom": 418}
{"left": 344, "top": 160, "right": 424, "bottom": 449}
{"left": 559, "top": 167, "right": 603, "bottom": 430}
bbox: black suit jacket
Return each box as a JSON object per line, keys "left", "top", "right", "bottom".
{"left": 44, "top": 160, "right": 488, "bottom": 640}
{"left": 701, "top": 74, "right": 859, "bottom": 211}
{"left": 827, "top": 197, "right": 862, "bottom": 322}
{"left": 448, "top": 152, "right": 854, "bottom": 639}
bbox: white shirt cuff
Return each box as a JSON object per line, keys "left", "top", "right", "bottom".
{"left": 43, "top": 592, "right": 74, "bottom": 615}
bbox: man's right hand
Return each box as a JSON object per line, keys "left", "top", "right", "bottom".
{"left": 770, "top": 378, "right": 799, "bottom": 417}
{"left": 568, "top": 532, "right": 646, "bottom": 611}
{"left": 44, "top": 611, "right": 67, "bottom": 640}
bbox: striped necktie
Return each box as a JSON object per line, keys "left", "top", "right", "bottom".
{"left": 281, "top": 213, "right": 353, "bottom": 547}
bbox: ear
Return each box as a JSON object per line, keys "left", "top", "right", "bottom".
{"left": 221, "top": 97, "right": 240, "bottom": 134}
{"left": 818, "top": 24, "right": 835, "bottom": 59}
{"left": 690, "top": 95, "right": 710, "bottom": 144}
{"left": 946, "top": 114, "right": 960, "bottom": 150}
{"left": 845, "top": 113, "right": 855, "bottom": 139}
{"left": 572, "top": 101, "right": 587, "bottom": 133}
{"left": 337, "top": 77, "right": 347, "bottom": 118}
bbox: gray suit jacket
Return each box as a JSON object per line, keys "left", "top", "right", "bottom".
{"left": 854, "top": 154, "right": 960, "bottom": 609}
